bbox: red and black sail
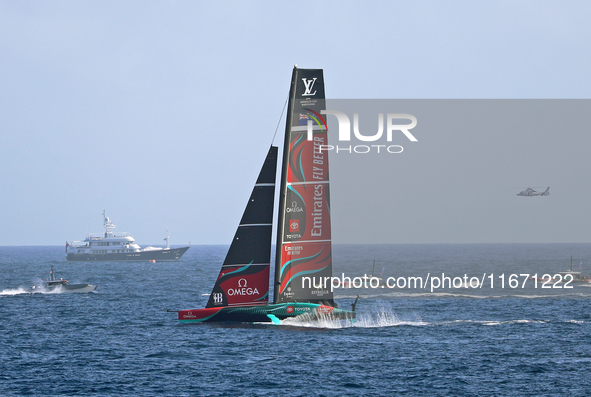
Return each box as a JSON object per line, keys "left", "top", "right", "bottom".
{"left": 273, "top": 67, "right": 334, "bottom": 305}
{"left": 178, "top": 68, "right": 357, "bottom": 324}
{"left": 205, "top": 146, "right": 278, "bottom": 308}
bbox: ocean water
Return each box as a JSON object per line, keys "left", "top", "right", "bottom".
{"left": 1, "top": 244, "right": 591, "bottom": 396}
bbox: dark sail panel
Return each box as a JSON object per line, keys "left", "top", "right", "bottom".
{"left": 223, "top": 226, "right": 274, "bottom": 265}
{"left": 274, "top": 68, "right": 334, "bottom": 305}
{"left": 206, "top": 146, "right": 277, "bottom": 308}
{"left": 239, "top": 187, "right": 275, "bottom": 225}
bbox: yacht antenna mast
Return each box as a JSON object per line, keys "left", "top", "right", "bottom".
{"left": 103, "top": 210, "right": 116, "bottom": 237}
{"left": 164, "top": 227, "right": 170, "bottom": 249}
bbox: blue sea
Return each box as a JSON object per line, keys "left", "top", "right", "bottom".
{"left": 2, "top": 244, "right": 591, "bottom": 396}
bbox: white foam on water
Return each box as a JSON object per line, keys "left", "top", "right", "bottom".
{"left": 0, "top": 285, "right": 67, "bottom": 295}
{"left": 277, "top": 311, "right": 571, "bottom": 329}
{"left": 279, "top": 315, "right": 353, "bottom": 329}
{"left": 0, "top": 288, "right": 29, "bottom": 296}
{"left": 439, "top": 319, "right": 547, "bottom": 326}
{"left": 279, "top": 307, "right": 426, "bottom": 329}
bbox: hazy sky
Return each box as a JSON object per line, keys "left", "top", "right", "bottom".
{"left": 1, "top": 1, "right": 591, "bottom": 246}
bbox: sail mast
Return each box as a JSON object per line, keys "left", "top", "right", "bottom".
{"left": 274, "top": 67, "right": 298, "bottom": 303}
{"left": 273, "top": 66, "right": 334, "bottom": 305}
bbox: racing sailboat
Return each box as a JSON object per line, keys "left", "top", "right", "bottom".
{"left": 178, "top": 67, "right": 356, "bottom": 323}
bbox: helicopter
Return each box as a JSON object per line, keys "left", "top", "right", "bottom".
{"left": 516, "top": 187, "right": 550, "bottom": 197}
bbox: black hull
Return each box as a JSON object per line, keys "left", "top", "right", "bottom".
{"left": 179, "top": 302, "right": 356, "bottom": 324}
{"left": 66, "top": 246, "right": 190, "bottom": 262}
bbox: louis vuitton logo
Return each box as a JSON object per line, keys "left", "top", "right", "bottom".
{"left": 302, "top": 78, "right": 317, "bottom": 96}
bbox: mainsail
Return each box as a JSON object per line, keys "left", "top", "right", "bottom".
{"left": 206, "top": 146, "right": 278, "bottom": 308}
{"left": 273, "top": 68, "right": 334, "bottom": 305}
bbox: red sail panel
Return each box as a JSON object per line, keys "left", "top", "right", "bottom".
{"left": 278, "top": 241, "right": 332, "bottom": 299}
{"left": 274, "top": 68, "right": 334, "bottom": 305}
{"left": 209, "top": 264, "right": 270, "bottom": 307}
{"left": 286, "top": 131, "right": 329, "bottom": 184}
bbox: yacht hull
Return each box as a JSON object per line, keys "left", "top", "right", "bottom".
{"left": 178, "top": 302, "right": 355, "bottom": 324}
{"left": 66, "top": 246, "right": 190, "bottom": 261}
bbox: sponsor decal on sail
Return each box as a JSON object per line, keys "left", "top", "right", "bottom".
{"left": 226, "top": 278, "right": 260, "bottom": 297}
{"left": 289, "top": 219, "right": 300, "bottom": 232}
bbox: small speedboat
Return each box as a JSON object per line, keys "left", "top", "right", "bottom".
{"left": 529, "top": 256, "right": 591, "bottom": 284}
{"left": 27, "top": 266, "right": 97, "bottom": 293}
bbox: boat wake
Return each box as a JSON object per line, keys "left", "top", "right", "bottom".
{"left": 0, "top": 288, "right": 29, "bottom": 296}
{"left": 353, "top": 310, "right": 426, "bottom": 328}
{"left": 0, "top": 285, "right": 96, "bottom": 295}
{"left": 0, "top": 286, "right": 65, "bottom": 295}
{"left": 277, "top": 314, "right": 589, "bottom": 329}
{"left": 278, "top": 308, "right": 424, "bottom": 329}
{"left": 439, "top": 319, "right": 548, "bottom": 326}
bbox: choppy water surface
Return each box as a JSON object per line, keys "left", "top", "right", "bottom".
{"left": 1, "top": 244, "right": 591, "bottom": 396}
